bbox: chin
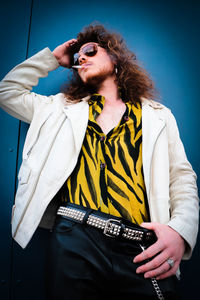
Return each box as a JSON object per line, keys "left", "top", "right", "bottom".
{"left": 84, "top": 75, "right": 106, "bottom": 86}
{"left": 82, "top": 68, "right": 113, "bottom": 85}
{"left": 83, "top": 69, "right": 113, "bottom": 86}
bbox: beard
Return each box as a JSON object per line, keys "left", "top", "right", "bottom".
{"left": 82, "top": 66, "right": 115, "bottom": 90}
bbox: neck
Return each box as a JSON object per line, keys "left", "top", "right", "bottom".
{"left": 97, "top": 76, "right": 121, "bottom": 104}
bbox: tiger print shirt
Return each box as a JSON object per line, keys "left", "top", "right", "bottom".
{"left": 60, "top": 94, "right": 150, "bottom": 224}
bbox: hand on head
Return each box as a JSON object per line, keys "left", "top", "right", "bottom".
{"left": 52, "top": 39, "right": 78, "bottom": 68}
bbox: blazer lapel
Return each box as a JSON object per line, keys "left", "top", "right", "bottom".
{"left": 142, "top": 100, "right": 166, "bottom": 200}
{"left": 63, "top": 98, "right": 89, "bottom": 154}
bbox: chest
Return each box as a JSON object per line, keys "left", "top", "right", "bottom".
{"left": 96, "top": 103, "right": 127, "bottom": 135}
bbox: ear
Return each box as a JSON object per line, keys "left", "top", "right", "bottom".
{"left": 108, "top": 52, "right": 117, "bottom": 65}
{"left": 112, "top": 58, "right": 117, "bottom": 65}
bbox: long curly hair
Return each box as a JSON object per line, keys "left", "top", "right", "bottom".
{"left": 62, "top": 22, "right": 159, "bottom": 104}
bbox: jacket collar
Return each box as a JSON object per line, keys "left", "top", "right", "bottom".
{"left": 141, "top": 97, "right": 165, "bottom": 109}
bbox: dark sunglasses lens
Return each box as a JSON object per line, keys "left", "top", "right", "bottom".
{"left": 83, "top": 44, "right": 98, "bottom": 56}
{"left": 73, "top": 44, "right": 98, "bottom": 65}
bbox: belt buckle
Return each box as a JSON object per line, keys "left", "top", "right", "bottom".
{"left": 103, "top": 219, "right": 121, "bottom": 237}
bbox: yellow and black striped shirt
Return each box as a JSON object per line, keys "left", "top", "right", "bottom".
{"left": 60, "top": 94, "right": 149, "bottom": 224}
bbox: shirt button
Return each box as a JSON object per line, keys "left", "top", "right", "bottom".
{"left": 100, "top": 136, "right": 105, "bottom": 141}
{"left": 100, "top": 163, "right": 106, "bottom": 170}
{"left": 124, "top": 115, "right": 129, "bottom": 121}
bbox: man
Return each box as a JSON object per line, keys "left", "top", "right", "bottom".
{"left": 0, "top": 23, "right": 199, "bottom": 299}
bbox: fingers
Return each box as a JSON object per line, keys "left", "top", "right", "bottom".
{"left": 144, "top": 260, "right": 173, "bottom": 278}
{"left": 155, "top": 260, "right": 180, "bottom": 280}
{"left": 135, "top": 249, "right": 169, "bottom": 275}
{"left": 134, "top": 240, "right": 164, "bottom": 263}
{"left": 68, "top": 39, "right": 78, "bottom": 45}
{"left": 135, "top": 248, "right": 179, "bottom": 279}
{"left": 64, "top": 39, "right": 78, "bottom": 48}
{"left": 138, "top": 256, "right": 177, "bottom": 279}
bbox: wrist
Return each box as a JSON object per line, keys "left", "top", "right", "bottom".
{"left": 52, "top": 50, "right": 61, "bottom": 64}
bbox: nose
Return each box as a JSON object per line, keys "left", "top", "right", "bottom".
{"left": 79, "top": 55, "right": 87, "bottom": 65}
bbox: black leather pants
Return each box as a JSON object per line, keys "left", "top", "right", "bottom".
{"left": 44, "top": 215, "right": 180, "bottom": 300}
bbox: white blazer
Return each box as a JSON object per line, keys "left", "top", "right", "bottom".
{"left": 0, "top": 48, "right": 199, "bottom": 259}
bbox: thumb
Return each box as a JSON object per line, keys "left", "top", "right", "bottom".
{"left": 140, "top": 222, "right": 156, "bottom": 230}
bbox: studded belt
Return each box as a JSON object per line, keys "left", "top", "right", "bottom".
{"left": 57, "top": 204, "right": 156, "bottom": 245}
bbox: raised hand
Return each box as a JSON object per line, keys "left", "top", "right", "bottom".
{"left": 52, "top": 39, "right": 78, "bottom": 68}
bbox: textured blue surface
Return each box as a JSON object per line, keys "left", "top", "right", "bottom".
{"left": 0, "top": 1, "right": 32, "bottom": 299}
{"left": 0, "top": 0, "right": 199, "bottom": 299}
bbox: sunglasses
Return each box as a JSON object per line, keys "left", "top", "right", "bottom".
{"left": 73, "top": 43, "right": 99, "bottom": 66}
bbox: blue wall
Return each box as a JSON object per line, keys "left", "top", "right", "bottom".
{"left": 0, "top": 0, "right": 199, "bottom": 299}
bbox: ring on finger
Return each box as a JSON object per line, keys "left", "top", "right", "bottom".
{"left": 166, "top": 258, "right": 174, "bottom": 269}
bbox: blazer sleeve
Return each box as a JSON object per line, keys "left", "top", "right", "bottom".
{"left": 166, "top": 109, "right": 199, "bottom": 259}
{"left": 0, "top": 47, "right": 60, "bottom": 123}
